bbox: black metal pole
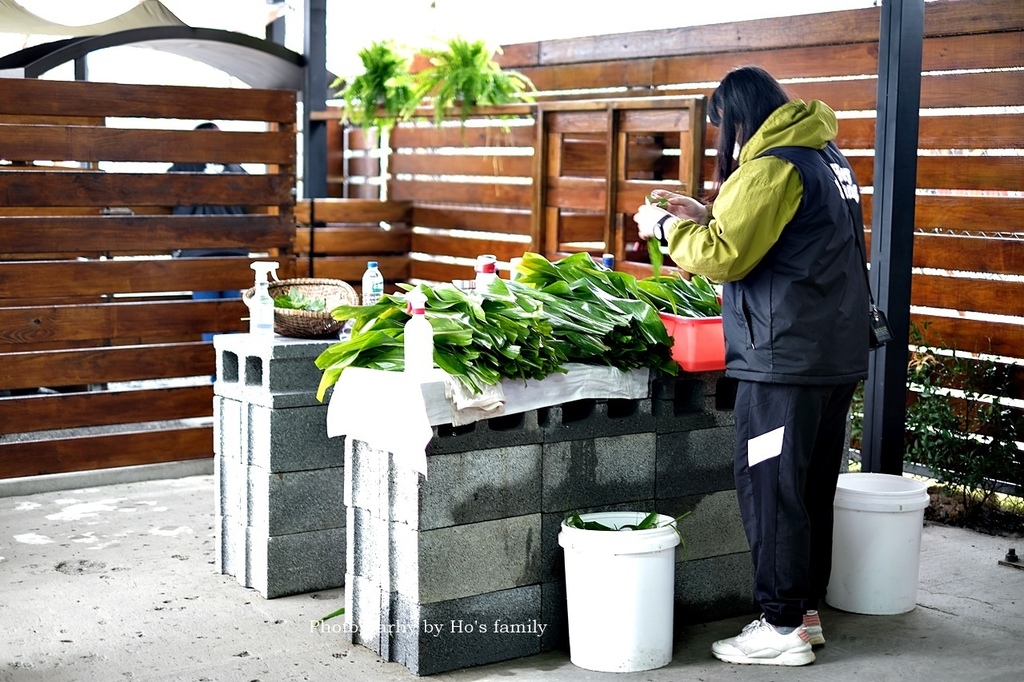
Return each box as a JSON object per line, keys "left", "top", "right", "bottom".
{"left": 861, "top": 0, "right": 924, "bottom": 474}
{"left": 74, "top": 56, "right": 87, "bottom": 81}
{"left": 266, "top": 16, "right": 286, "bottom": 46}
{"left": 303, "top": 0, "right": 328, "bottom": 198}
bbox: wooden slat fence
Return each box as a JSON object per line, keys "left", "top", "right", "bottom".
{"left": 3, "top": 0, "right": 1021, "bottom": 484}
{"left": 0, "top": 79, "right": 297, "bottom": 479}
{"left": 317, "top": 0, "right": 1023, "bottom": 485}
{"left": 294, "top": 198, "right": 411, "bottom": 292}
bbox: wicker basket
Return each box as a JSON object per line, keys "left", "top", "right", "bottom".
{"left": 243, "top": 278, "right": 358, "bottom": 338}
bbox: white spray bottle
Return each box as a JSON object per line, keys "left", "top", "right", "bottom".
{"left": 249, "top": 261, "right": 279, "bottom": 337}
{"left": 403, "top": 288, "right": 434, "bottom": 378}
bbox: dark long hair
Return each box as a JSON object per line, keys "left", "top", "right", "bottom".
{"left": 707, "top": 66, "right": 791, "bottom": 198}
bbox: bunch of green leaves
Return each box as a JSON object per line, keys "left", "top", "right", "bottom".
{"left": 644, "top": 194, "right": 670, "bottom": 275}
{"left": 904, "top": 323, "right": 1022, "bottom": 516}
{"left": 315, "top": 282, "right": 568, "bottom": 400}
{"left": 637, "top": 275, "right": 721, "bottom": 318}
{"left": 273, "top": 288, "right": 327, "bottom": 312}
{"left": 332, "top": 40, "right": 417, "bottom": 131}
{"left": 409, "top": 37, "right": 536, "bottom": 127}
{"left": 511, "top": 252, "right": 677, "bottom": 375}
{"left": 564, "top": 510, "right": 691, "bottom": 546}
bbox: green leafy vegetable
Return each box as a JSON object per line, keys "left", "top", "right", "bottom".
{"left": 274, "top": 288, "right": 327, "bottom": 312}
{"left": 637, "top": 275, "right": 722, "bottom": 318}
{"left": 315, "top": 252, "right": 713, "bottom": 401}
{"left": 563, "top": 510, "right": 692, "bottom": 546}
{"left": 647, "top": 239, "right": 664, "bottom": 277}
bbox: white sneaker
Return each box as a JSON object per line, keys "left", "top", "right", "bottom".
{"left": 711, "top": 616, "right": 815, "bottom": 666}
{"left": 803, "top": 610, "right": 825, "bottom": 647}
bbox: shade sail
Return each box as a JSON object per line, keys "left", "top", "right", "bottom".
{"left": 0, "top": 0, "right": 186, "bottom": 36}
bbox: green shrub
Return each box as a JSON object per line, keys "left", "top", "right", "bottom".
{"left": 904, "top": 324, "right": 1022, "bottom": 516}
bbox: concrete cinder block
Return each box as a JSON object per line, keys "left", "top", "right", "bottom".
{"left": 346, "top": 572, "right": 387, "bottom": 651}
{"left": 656, "top": 425, "right": 735, "bottom": 498}
{"left": 214, "top": 396, "right": 246, "bottom": 463}
{"left": 427, "top": 409, "right": 544, "bottom": 455}
{"left": 247, "top": 465, "right": 345, "bottom": 536}
{"left": 650, "top": 374, "right": 707, "bottom": 409}
{"left": 542, "top": 433, "right": 657, "bottom": 513}
{"left": 215, "top": 451, "right": 248, "bottom": 521}
{"left": 214, "top": 333, "right": 335, "bottom": 409}
{"left": 650, "top": 373, "right": 737, "bottom": 432}
{"left": 390, "top": 586, "right": 544, "bottom": 676}
{"left": 215, "top": 514, "right": 246, "bottom": 578}
{"left": 247, "top": 526, "right": 346, "bottom": 599}
{"left": 344, "top": 438, "right": 390, "bottom": 514}
{"left": 539, "top": 580, "right": 569, "bottom": 652}
{"left": 655, "top": 490, "right": 748, "bottom": 562}
{"left": 406, "top": 444, "right": 543, "bottom": 531}
{"left": 675, "top": 552, "right": 756, "bottom": 626}
{"left": 539, "top": 398, "right": 655, "bottom": 444}
{"left": 415, "top": 514, "right": 543, "bottom": 604}
{"left": 346, "top": 506, "right": 394, "bottom": 589}
{"left": 247, "top": 402, "right": 344, "bottom": 473}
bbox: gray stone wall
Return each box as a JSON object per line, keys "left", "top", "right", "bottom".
{"left": 214, "top": 335, "right": 755, "bottom": 674}
{"left": 345, "top": 371, "right": 754, "bottom": 675}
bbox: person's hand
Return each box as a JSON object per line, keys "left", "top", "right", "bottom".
{"left": 649, "top": 189, "right": 709, "bottom": 224}
{"left": 633, "top": 204, "right": 675, "bottom": 241}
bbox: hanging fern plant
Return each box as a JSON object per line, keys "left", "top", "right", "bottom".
{"left": 332, "top": 40, "right": 417, "bottom": 131}
{"left": 408, "top": 37, "right": 537, "bottom": 127}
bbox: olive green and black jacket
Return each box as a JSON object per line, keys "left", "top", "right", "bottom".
{"left": 662, "top": 99, "right": 870, "bottom": 384}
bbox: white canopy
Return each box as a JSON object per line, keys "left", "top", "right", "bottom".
{"left": 0, "top": 0, "right": 186, "bottom": 36}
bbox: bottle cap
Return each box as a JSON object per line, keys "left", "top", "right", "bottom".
{"left": 475, "top": 254, "right": 497, "bottom": 274}
{"left": 406, "top": 289, "right": 427, "bottom": 315}
{"left": 367, "top": 261, "right": 378, "bottom": 268}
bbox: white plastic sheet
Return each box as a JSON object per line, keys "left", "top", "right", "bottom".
{"left": 326, "top": 364, "right": 649, "bottom": 475}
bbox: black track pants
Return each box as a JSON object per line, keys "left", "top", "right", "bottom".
{"left": 732, "top": 380, "right": 858, "bottom": 627}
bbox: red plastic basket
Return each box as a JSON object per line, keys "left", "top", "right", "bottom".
{"left": 659, "top": 313, "right": 726, "bottom": 372}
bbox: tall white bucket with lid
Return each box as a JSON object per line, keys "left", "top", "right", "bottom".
{"left": 826, "top": 473, "right": 930, "bottom": 615}
{"left": 558, "top": 511, "right": 680, "bottom": 672}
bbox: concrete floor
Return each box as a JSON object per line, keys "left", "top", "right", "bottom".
{"left": 1, "top": 473, "right": 1022, "bottom": 682}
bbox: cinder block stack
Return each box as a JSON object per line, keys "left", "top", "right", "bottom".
{"left": 213, "top": 334, "right": 347, "bottom": 598}
{"left": 344, "top": 371, "right": 754, "bottom": 676}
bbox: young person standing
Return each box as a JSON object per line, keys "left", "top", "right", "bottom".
{"left": 634, "top": 66, "right": 871, "bottom": 666}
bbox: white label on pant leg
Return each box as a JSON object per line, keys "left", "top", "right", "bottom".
{"left": 748, "top": 425, "right": 785, "bottom": 467}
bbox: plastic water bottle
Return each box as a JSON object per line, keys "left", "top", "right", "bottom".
{"left": 249, "top": 261, "right": 279, "bottom": 337}
{"left": 474, "top": 254, "right": 498, "bottom": 293}
{"left": 361, "top": 261, "right": 384, "bottom": 306}
{"left": 403, "top": 289, "right": 434, "bottom": 378}
{"left": 509, "top": 257, "right": 523, "bottom": 281}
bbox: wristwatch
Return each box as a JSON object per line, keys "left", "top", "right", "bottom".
{"left": 652, "top": 214, "right": 672, "bottom": 246}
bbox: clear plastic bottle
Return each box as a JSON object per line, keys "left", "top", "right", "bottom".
{"left": 474, "top": 254, "right": 498, "bottom": 293}
{"left": 403, "top": 289, "right": 434, "bottom": 378}
{"left": 249, "top": 261, "right": 279, "bottom": 337}
{"left": 361, "top": 260, "right": 384, "bottom": 306}
{"left": 509, "top": 257, "right": 524, "bottom": 281}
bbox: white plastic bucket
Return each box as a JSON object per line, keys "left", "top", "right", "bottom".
{"left": 826, "top": 473, "right": 930, "bottom": 615}
{"left": 558, "top": 511, "right": 680, "bottom": 672}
